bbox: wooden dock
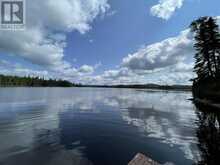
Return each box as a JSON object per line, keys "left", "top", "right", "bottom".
{"left": 128, "top": 153, "right": 160, "bottom": 165}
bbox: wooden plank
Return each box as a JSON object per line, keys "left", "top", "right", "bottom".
{"left": 128, "top": 153, "right": 160, "bottom": 165}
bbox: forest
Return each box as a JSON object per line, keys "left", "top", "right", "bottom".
{"left": 0, "top": 74, "right": 77, "bottom": 87}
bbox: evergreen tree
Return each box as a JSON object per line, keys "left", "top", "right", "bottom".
{"left": 190, "top": 17, "right": 220, "bottom": 82}
{"left": 207, "top": 18, "right": 220, "bottom": 76}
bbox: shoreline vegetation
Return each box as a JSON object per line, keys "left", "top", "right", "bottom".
{"left": 81, "top": 84, "right": 192, "bottom": 91}
{"left": 0, "top": 74, "right": 79, "bottom": 87}
{"left": 0, "top": 74, "right": 191, "bottom": 91}
{"left": 190, "top": 17, "right": 220, "bottom": 105}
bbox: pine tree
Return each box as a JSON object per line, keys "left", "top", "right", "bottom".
{"left": 206, "top": 17, "right": 220, "bottom": 77}
{"left": 190, "top": 17, "right": 220, "bottom": 82}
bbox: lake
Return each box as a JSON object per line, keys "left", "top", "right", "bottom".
{"left": 0, "top": 88, "right": 219, "bottom": 165}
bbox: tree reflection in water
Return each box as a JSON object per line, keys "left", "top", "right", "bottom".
{"left": 194, "top": 103, "right": 220, "bottom": 165}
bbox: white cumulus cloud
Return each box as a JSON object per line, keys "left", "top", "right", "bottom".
{"left": 150, "top": 0, "right": 185, "bottom": 20}
{"left": 122, "top": 29, "right": 194, "bottom": 71}
{"left": 0, "top": 0, "right": 110, "bottom": 76}
{"left": 78, "top": 65, "right": 95, "bottom": 74}
{"left": 82, "top": 29, "right": 197, "bottom": 85}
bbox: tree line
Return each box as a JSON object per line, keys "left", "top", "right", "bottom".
{"left": 0, "top": 74, "right": 79, "bottom": 87}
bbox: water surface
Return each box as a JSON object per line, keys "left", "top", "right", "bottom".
{"left": 0, "top": 88, "right": 218, "bottom": 165}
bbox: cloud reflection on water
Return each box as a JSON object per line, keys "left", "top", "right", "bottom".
{"left": 0, "top": 88, "right": 200, "bottom": 165}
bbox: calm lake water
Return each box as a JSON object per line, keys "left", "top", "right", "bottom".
{"left": 0, "top": 88, "right": 219, "bottom": 165}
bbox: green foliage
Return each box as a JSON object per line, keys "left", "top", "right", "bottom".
{"left": 0, "top": 74, "right": 78, "bottom": 87}
{"left": 192, "top": 78, "right": 220, "bottom": 102}
{"left": 190, "top": 17, "right": 220, "bottom": 82}
{"left": 191, "top": 17, "right": 220, "bottom": 101}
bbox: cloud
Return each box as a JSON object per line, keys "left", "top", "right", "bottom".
{"left": 82, "top": 29, "right": 196, "bottom": 85}
{"left": 0, "top": 0, "right": 110, "bottom": 74}
{"left": 150, "top": 0, "right": 185, "bottom": 20}
{"left": 2, "top": 0, "right": 217, "bottom": 85}
{"left": 0, "top": 25, "right": 195, "bottom": 85}
{"left": 0, "top": 29, "right": 65, "bottom": 67}
{"left": 86, "top": 67, "right": 194, "bottom": 85}
{"left": 28, "top": 0, "right": 110, "bottom": 33}
{"left": 0, "top": 60, "right": 49, "bottom": 78}
{"left": 122, "top": 29, "right": 194, "bottom": 71}
{"left": 66, "top": 16, "right": 219, "bottom": 85}
{"left": 0, "top": 59, "right": 98, "bottom": 83}
{"left": 78, "top": 65, "right": 94, "bottom": 74}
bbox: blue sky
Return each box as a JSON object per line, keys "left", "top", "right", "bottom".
{"left": 0, "top": 0, "right": 220, "bottom": 85}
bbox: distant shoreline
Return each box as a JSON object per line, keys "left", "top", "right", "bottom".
{"left": 0, "top": 85, "right": 192, "bottom": 91}
{"left": 0, "top": 74, "right": 192, "bottom": 91}
{"left": 77, "top": 85, "right": 192, "bottom": 91}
